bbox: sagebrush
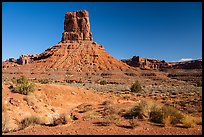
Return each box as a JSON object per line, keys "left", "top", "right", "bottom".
{"left": 11, "top": 76, "right": 35, "bottom": 95}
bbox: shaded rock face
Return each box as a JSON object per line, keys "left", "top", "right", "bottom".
{"left": 61, "top": 10, "right": 93, "bottom": 42}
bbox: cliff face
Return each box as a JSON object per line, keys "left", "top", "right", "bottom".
{"left": 61, "top": 10, "right": 92, "bottom": 42}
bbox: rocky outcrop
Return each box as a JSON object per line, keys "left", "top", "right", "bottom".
{"left": 122, "top": 56, "right": 202, "bottom": 70}
{"left": 169, "top": 59, "right": 202, "bottom": 69}
{"left": 121, "top": 56, "right": 170, "bottom": 70}
{"left": 4, "top": 54, "right": 38, "bottom": 65}
{"left": 61, "top": 10, "right": 92, "bottom": 42}
{"left": 17, "top": 54, "right": 38, "bottom": 65}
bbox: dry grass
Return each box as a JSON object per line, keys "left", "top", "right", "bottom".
{"left": 181, "top": 115, "right": 196, "bottom": 128}
{"left": 19, "top": 115, "right": 40, "bottom": 130}
{"left": 124, "top": 99, "right": 201, "bottom": 128}
{"left": 193, "top": 117, "right": 202, "bottom": 125}
{"left": 123, "top": 100, "right": 154, "bottom": 120}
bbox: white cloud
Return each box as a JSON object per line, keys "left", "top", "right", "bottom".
{"left": 178, "top": 58, "right": 193, "bottom": 62}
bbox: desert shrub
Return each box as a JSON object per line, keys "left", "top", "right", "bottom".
{"left": 162, "top": 106, "right": 184, "bottom": 125}
{"left": 123, "top": 100, "right": 154, "bottom": 120}
{"left": 39, "top": 79, "right": 49, "bottom": 84}
{"left": 19, "top": 116, "right": 40, "bottom": 130}
{"left": 181, "top": 115, "right": 196, "bottom": 128}
{"left": 150, "top": 105, "right": 184, "bottom": 126}
{"left": 12, "top": 83, "right": 35, "bottom": 95}
{"left": 16, "top": 76, "right": 28, "bottom": 84}
{"left": 130, "top": 81, "right": 142, "bottom": 93}
{"left": 100, "top": 80, "right": 107, "bottom": 85}
{"left": 196, "top": 81, "right": 202, "bottom": 87}
{"left": 149, "top": 105, "right": 163, "bottom": 124}
{"left": 11, "top": 76, "right": 35, "bottom": 95}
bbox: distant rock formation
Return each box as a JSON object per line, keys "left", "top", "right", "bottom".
{"left": 5, "top": 54, "right": 38, "bottom": 65}
{"left": 17, "top": 54, "right": 39, "bottom": 65}
{"left": 122, "top": 56, "right": 202, "bottom": 70}
{"left": 169, "top": 59, "right": 202, "bottom": 69}
{"left": 121, "top": 56, "right": 170, "bottom": 70}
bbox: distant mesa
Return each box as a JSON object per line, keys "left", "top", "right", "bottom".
{"left": 121, "top": 56, "right": 170, "bottom": 70}
{"left": 121, "top": 56, "right": 202, "bottom": 70}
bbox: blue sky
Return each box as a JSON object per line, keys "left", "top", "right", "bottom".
{"left": 2, "top": 2, "right": 202, "bottom": 62}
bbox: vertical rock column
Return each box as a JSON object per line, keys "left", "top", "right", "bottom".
{"left": 62, "top": 10, "right": 93, "bottom": 42}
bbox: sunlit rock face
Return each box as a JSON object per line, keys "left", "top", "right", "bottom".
{"left": 61, "top": 10, "right": 93, "bottom": 42}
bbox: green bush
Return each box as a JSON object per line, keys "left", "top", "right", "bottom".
{"left": 16, "top": 76, "right": 28, "bottom": 84}
{"left": 149, "top": 105, "right": 163, "bottom": 124}
{"left": 130, "top": 81, "right": 142, "bottom": 93}
{"left": 100, "top": 80, "right": 107, "bottom": 85}
{"left": 11, "top": 76, "right": 35, "bottom": 95}
{"left": 39, "top": 79, "right": 49, "bottom": 84}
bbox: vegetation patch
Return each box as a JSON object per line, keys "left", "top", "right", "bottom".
{"left": 196, "top": 81, "right": 202, "bottom": 87}
{"left": 39, "top": 79, "right": 49, "bottom": 84}
{"left": 19, "top": 115, "right": 40, "bottom": 130}
{"left": 100, "top": 80, "right": 107, "bottom": 85}
{"left": 130, "top": 81, "right": 142, "bottom": 93}
{"left": 10, "top": 76, "right": 35, "bottom": 95}
{"left": 123, "top": 100, "right": 201, "bottom": 128}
